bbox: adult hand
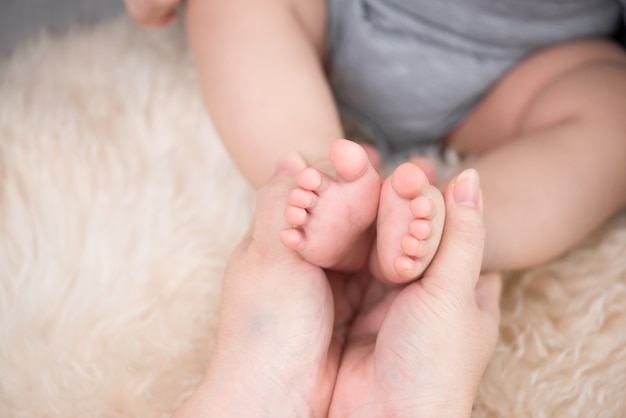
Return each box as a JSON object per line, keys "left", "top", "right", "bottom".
{"left": 330, "top": 169, "right": 502, "bottom": 418}
{"left": 124, "top": 0, "right": 181, "bottom": 27}
{"left": 173, "top": 155, "right": 358, "bottom": 417}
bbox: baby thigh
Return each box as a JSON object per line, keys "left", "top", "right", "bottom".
{"left": 447, "top": 38, "right": 626, "bottom": 154}
{"left": 446, "top": 38, "right": 626, "bottom": 270}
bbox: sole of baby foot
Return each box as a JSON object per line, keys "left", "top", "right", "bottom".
{"left": 371, "top": 161, "right": 445, "bottom": 283}
{"left": 280, "top": 139, "right": 382, "bottom": 271}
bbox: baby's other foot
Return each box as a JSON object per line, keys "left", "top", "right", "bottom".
{"left": 280, "top": 139, "right": 382, "bottom": 271}
{"left": 371, "top": 161, "right": 445, "bottom": 283}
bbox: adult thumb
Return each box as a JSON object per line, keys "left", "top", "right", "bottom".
{"left": 475, "top": 272, "right": 502, "bottom": 327}
{"left": 422, "top": 169, "right": 486, "bottom": 297}
{"left": 246, "top": 154, "right": 307, "bottom": 253}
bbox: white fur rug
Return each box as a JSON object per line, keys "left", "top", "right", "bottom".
{"left": 1, "top": 18, "right": 626, "bottom": 417}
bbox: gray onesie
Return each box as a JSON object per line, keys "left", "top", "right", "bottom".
{"left": 327, "top": 0, "right": 622, "bottom": 158}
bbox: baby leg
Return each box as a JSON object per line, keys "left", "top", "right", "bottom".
{"left": 370, "top": 161, "right": 445, "bottom": 284}
{"left": 186, "top": 0, "right": 341, "bottom": 187}
{"left": 446, "top": 38, "right": 626, "bottom": 271}
{"left": 280, "top": 139, "right": 382, "bottom": 271}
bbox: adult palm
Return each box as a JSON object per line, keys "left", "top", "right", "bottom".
{"left": 329, "top": 187, "right": 502, "bottom": 418}
{"left": 174, "top": 162, "right": 358, "bottom": 418}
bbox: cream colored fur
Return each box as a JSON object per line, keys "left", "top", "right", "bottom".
{"left": 1, "top": 17, "right": 625, "bottom": 417}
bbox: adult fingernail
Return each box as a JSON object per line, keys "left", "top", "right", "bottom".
{"left": 453, "top": 169, "right": 481, "bottom": 208}
{"left": 275, "top": 154, "right": 306, "bottom": 175}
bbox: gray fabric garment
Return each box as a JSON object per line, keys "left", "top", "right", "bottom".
{"left": 327, "top": 0, "right": 622, "bottom": 158}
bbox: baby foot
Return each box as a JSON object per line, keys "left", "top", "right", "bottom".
{"left": 280, "top": 139, "right": 382, "bottom": 271}
{"left": 371, "top": 161, "right": 445, "bottom": 283}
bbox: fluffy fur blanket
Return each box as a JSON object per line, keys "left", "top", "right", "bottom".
{"left": 1, "top": 18, "right": 625, "bottom": 417}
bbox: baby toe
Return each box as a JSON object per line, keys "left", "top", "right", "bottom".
{"left": 390, "top": 162, "right": 428, "bottom": 199}
{"left": 409, "top": 219, "right": 432, "bottom": 240}
{"left": 285, "top": 206, "right": 308, "bottom": 226}
{"left": 289, "top": 188, "right": 316, "bottom": 209}
{"left": 410, "top": 196, "right": 435, "bottom": 219}
{"left": 401, "top": 235, "right": 422, "bottom": 257}
{"left": 394, "top": 256, "right": 422, "bottom": 281}
{"left": 401, "top": 235, "right": 430, "bottom": 258}
{"left": 298, "top": 167, "right": 323, "bottom": 192}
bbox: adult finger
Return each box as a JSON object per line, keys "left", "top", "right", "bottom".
{"left": 421, "top": 169, "right": 485, "bottom": 297}
{"left": 475, "top": 272, "right": 502, "bottom": 318}
{"left": 475, "top": 272, "right": 502, "bottom": 357}
{"left": 247, "top": 154, "right": 307, "bottom": 255}
{"left": 125, "top": 0, "right": 179, "bottom": 28}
